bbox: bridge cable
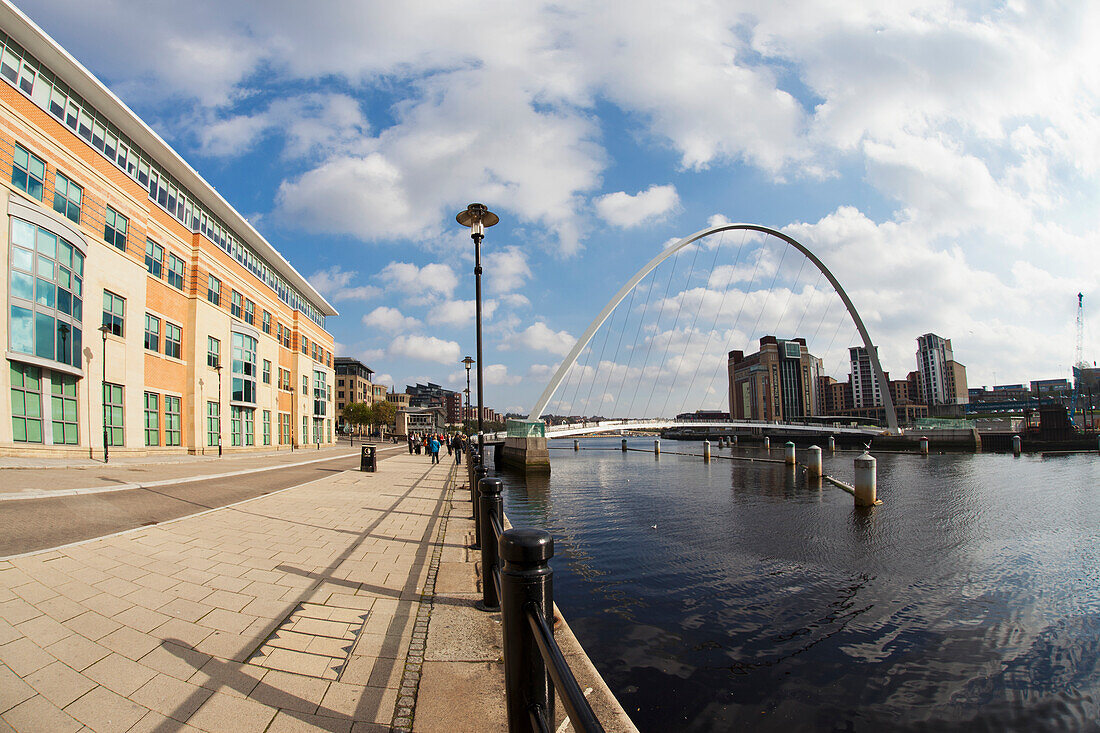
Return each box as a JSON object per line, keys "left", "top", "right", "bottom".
{"left": 792, "top": 270, "right": 825, "bottom": 337}
{"left": 699, "top": 232, "right": 771, "bottom": 410}
{"left": 598, "top": 276, "right": 639, "bottom": 418}
{"left": 622, "top": 269, "right": 660, "bottom": 419}
{"left": 581, "top": 286, "right": 620, "bottom": 417}
{"left": 651, "top": 239, "right": 704, "bottom": 418}
{"left": 658, "top": 235, "right": 720, "bottom": 418}
{"left": 677, "top": 229, "right": 742, "bottom": 416}
{"left": 772, "top": 256, "right": 808, "bottom": 335}
{"left": 565, "top": 320, "right": 596, "bottom": 417}
{"left": 745, "top": 239, "right": 788, "bottom": 345}
{"left": 627, "top": 246, "right": 680, "bottom": 417}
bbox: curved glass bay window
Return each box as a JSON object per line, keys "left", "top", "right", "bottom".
{"left": 231, "top": 331, "right": 257, "bottom": 403}
{"left": 9, "top": 216, "right": 84, "bottom": 368}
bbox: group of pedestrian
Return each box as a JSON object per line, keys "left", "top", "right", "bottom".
{"left": 407, "top": 432, "right": 468, "bottom": 465}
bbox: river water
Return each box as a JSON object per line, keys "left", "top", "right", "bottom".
{"left": 497, "top": 436, "right": 1100, "bottom": 732}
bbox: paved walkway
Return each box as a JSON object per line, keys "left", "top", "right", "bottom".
{"left": 0, "top": 446, "right": 388, "bottom": 499}
{"left": 0, "top": 453, "right": 458, "bottom": 732}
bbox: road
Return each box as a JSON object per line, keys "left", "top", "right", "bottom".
{"left": 0, "top": 445, "right": 412, "bottom": 557}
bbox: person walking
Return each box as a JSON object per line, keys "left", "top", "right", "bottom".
{"left": 446, "top": 435, "right": 453, "bottom": 456}
{"left": 429, "top": 435, "right": 441, "bottom": 464}
{"left": 407, "top": 434, "right": 414, "bottom": 454}
{"left": 453, "top": 433, "right": 462, "bottom": 465}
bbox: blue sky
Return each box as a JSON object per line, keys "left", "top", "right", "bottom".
{"left": 20, "top": 0, "right": 1100, "bottom": 416}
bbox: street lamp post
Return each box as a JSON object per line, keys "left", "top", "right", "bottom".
{"left": 214, "top": 361, "right": 223, "bottom": 456}
{"left": 456, "top": 204, "right": 498, "bottom": 468}
{"left": 98, "top": 324, "right": 111, "bottom": 463}
{"left": 463, "top": 356, "right": 474, "bottom": 434}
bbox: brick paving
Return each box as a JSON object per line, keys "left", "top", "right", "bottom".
{"left": 0, "top": 452, "right": 456, "bottom": 732}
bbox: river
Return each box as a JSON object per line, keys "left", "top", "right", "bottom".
{"left": 497, "top": 436, "right": 1100, "bottom": 731}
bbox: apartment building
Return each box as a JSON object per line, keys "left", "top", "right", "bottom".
{"left": 334, "top": 356, "right": 374, "bottom": 416}
{"left": 916, "top": 333, "right": 968, "bottom": 405}
{"left": 727, "top": 336, "right": 822, "bottom": 421}
{"left": 0, "top": 3, "right": 337, "bottom": 456}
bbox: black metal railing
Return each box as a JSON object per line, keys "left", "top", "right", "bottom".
{"left": 472, "top": 467, "right": 606, "bottom": 733}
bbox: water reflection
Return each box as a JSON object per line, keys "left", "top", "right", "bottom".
{"left": 498, "top": 437, "right": 1100, "bottom": 731}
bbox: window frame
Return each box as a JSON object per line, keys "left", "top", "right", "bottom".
{"left": 52, "top": 171, "right": 82, "bottom": 223}
{"left": 104, "top": 206, "right": 127, "bottom": 251}
{"left": 102, "top": 290, "right": 124, "bottom": 337}
{"left": 144, "top": 313, "right": 160, "bottom": 352}
{"left": 207, "top": 274, "right": 221, "bottom": 305}
{"left": 164, "top": 322, "right": 182, "bottom": 359}
{"left": 11, "top": 142, "right": 45, "bottom": 200}
{"left": 144, "top": 391, "right": 160, "bottom": 446}
{"left": 167, "top": 253, "right": 185, "bottom": 290}
{"left": 144, "top": 239, "right": 163, "bottom": 278}
{"left": 207, "top": 336, "right": 220, "bottom": 368}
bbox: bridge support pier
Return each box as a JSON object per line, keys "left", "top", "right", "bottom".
{"left": 500, "top": 436, "right": 551, "bottom": 473}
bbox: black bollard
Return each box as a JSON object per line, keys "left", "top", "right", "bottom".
{"left": 499, "top": 528, "right": 554, "bottom": 732}
{"left": 473, "top": 463, "right": 488, "bottom": 550}
{"left": 478, "top": 478, "right": 503, "bottom": 608}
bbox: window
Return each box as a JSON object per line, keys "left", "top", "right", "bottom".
{"left": 263, "top": 410, "right": 271, "bottom": 446}
{"left": 301, "top": 335, "right": 309, "bottom": 355}
{"left": 279, "top": 413, "right": 290, "bottom": 445}
{"left": 9, "top": 217, "right": 84, "bottom": 368}
{"left": 144, "top": 239, "right": 163, "bottom": 277}
{"left": 104, "top": 383, "right": 124, "bottom": 446}
{"left": 167, "top": 253, "right": 185, "bottom": 290}
{"left": 207, "top": 274, "right": 221, "bottom": 305}
{"left": 207, "top": 337, "right": 220, "bottom": 368}
{"left": 302, "top": 416, "right": 308, "bottom": 446}
{"left": 262, "top": 311, "right": 271, "bottom": 334}
{"left": 231, "top": 405, "right": 254, "bottom": 447}
{"left": 144, "top": 392, "right": 160, "bottom": 446}
{"left": 231, "top": 332, "right": 257, "bottom": 403}
{"left": 279, "top": 368, "right": 291, "bottom": 391}
{"left": 207, "top": 401, "right": 220, "bottom": 447}
{"left": 165, "top": 323, "right": 182, "bottom": 359}
{"left": 262, "top": 359, "right": 271, "bottom": 384}
{"left": 303, "top": 375, "right": 309, "bottom": 395}
{"left": 104, "top": 207, "right": 127, "bottom": 250}
{"left": 102, "top": 291, "right": 124, "bottom": 336}
{"left": 314, "top": 370, "right": 328, "bottom": 417}
{"left": 11, "top": 363, "right": 42, "bottom": 443}
{"left": 144, "top": 314, "right": 160, "bottom": 351}
{"left": 51, "top": 373, "right": 78, "bottom": 445}
{"left": 165, "top": 396, "right": 181, "bottom": 446}
{"left": 11, "top": 143, "right": 45, "bottom": 200}
{"left": 53, "top": 172, "right": 82, "bottom": 223}
{"left": 231, "top": 290, "right": 242, "bottom": 318}
{"left": 244, "top": 299, "right": 254, "bottom": 325}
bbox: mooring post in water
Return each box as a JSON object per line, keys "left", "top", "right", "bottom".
{"left": 854, "top": 451, "right": 877, "bottom": 506}
{"left": 574, "top": 439, "right": 579, "bottom": 451}
{"left": 763, "top": 436, "right": 770, "bottom": 451}
{"left": 785, "top": 441, "right": 796, "bottom": 466}
{"left": 733, "top": 435, "right": 738, "bottom": 447}
{"left": 920, "top": 436, "right": 929, "bottom": 456}
{"left": 808, "top": 445, "right": 822, "bottom": 478}
{"left": 828, "top": 435, "right": 835, "bottom": 452}
{"left": 703, "top": 440, "right": 711, "bottom": 462}
{"left": 654, "top": 439, "right": 660, "bottom": 457}
{"left": 1013, "top": 435, "right": 1022, "bottom": 457}
{"left": 621, "top": 438, "right": 628, "bottom": 452}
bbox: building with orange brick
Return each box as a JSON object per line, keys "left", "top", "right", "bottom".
{"left": 0, "top": 3, "right": 338, "bottom": 457}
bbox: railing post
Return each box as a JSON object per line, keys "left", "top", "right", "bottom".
{"left": 479, "top": 478, "right": 503, "bottom": 609}
{"left": 473, "top": 461, "right": 487, "bottom": 550}
{"left": 499, "top": 528, "right": 554, "bottom": 732}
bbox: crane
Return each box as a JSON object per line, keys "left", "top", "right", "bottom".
{"left": 1072, "top": 293, "right": 1087, "bottom": 420}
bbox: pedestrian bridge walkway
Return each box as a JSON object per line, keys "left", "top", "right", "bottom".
{"left": 538, "top": 418, "right": 882, "bottom": 438}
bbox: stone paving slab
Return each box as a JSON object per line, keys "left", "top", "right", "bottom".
{"left": 0, "top": 452, "right": 455, "bottom": 732}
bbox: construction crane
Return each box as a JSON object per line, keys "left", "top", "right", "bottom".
{"left": 1072, "top": 293, "right": 1087, "bottom": 419}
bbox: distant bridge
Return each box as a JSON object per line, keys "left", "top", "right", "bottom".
{"left": 542, "top": 419, "right": 881, "bottom": 438}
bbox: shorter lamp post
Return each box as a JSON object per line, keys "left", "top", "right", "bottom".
{"left": 98, "top": 324, "right": 111, "bottom": 463}
{"left": 214, "top": 361, "right": 223, "bottom": 457}
{"left": 463, "top": 355, "right": 474, "bottom": 433}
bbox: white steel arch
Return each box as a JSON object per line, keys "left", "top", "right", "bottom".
{"left": 526, "top": 223, "right": 900, "bottom": 434}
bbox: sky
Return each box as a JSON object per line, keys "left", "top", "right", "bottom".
{"left": 19, "top": 0, "right": 1100, "bottom": 417}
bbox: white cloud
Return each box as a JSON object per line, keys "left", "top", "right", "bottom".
{"left": 377, "top": 262, "right": 458, "bottom": 302}
{"left": 511, "top": 322, "right": 576, "bottom": 356}
{"left": 594, "top": 184, "right": 680, "bottom": 228}
{"left": 483, "top": 364, "right": 522, "bottom": 386}
{"left": 491, "top": 247, "right": 533, "bottom": 293}
{"left": 388, "top": 334, "right": 461, "bottom": 364}
{"left": 372, "top": 373, "right": 394, "bottom": 388}
{"left": 362, "top": 306, "right": 420, "bottom": 333}
{"left": 308, "top": 266, "right": 382, "bottom": 302}
{"left": 428, "top": 299, "right": 498, "bottom": 328}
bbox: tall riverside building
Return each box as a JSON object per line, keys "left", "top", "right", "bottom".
{"left": 916, "top": 333, "right": 968, "bottom": 405}
{"left": 849, "top": 346, "right": 883, "bottom": 408}
{"left": 0, "top": 3, "right": 338, "bottom": 456}
{"left": 728, "top": 336, "right": 822, "bottom": 421}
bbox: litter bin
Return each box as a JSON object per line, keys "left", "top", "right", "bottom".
{"left": 360, "top": 445, "right": 377, "bottom": 472}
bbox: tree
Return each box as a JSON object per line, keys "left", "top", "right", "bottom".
{"left": 341, "top": 402, "right": 371, "bottom": 436}
{"left": 370, "top": 401, "right": 397, "bottom": 436}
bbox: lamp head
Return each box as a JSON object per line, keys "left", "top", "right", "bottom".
{"left": 456, "top": 203, "right": 498, "bottom": 236}
{"left": 98, "top": 324, "right": 111, "bottom": 337}
{"left": 463, "top": 355, "right": 475, "bottom": 369}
